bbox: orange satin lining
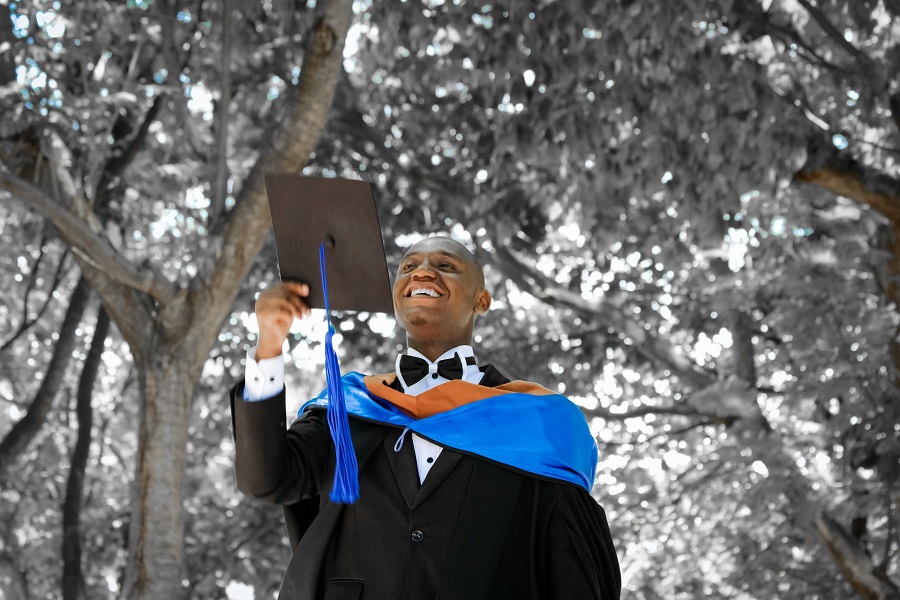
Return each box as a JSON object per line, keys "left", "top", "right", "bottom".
{"left": 363, "top": 373, "right": 557, "bottom": 419}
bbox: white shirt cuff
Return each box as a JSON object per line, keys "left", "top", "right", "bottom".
{"left": 243, "top": 348, "right": 285, "bottom": 402}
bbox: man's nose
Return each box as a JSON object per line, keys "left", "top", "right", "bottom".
{"left": 411, "top": 264, "right": 436, "bottom": 278}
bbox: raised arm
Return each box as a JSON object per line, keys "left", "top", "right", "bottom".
{"left": 230, "top": 281, "right": 328, "bottom": 505}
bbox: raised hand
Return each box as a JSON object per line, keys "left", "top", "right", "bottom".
{"left": 255, "top": 281, "right": 311, "bottom": 359}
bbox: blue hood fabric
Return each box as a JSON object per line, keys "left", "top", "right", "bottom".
{"left": 301, "top": 372, "right": 598, "bottom": 492}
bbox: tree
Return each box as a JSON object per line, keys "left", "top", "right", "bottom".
{"left": 2, "top": 0, "right": 899, "bottom": 598}
{"left": 1, "top": 0, "right": 353, "bottom": 597}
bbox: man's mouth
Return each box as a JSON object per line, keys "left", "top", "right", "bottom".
{"left": 407, "top": 287, "right": 442, "bottom": 298}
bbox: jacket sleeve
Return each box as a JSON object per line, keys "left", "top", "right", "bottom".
{"left": 542, "top": 486, "right": 621, "bottom": 600}
{"left": 229, "top": 380, "right": 330, "bottom": 505}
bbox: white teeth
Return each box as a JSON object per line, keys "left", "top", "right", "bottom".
{"left": 410, "top": 288, "right": 439, "bottom": 297}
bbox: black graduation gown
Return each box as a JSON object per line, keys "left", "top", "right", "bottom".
{"left": 230, "top": 366, "right": 621, "bottom": 600}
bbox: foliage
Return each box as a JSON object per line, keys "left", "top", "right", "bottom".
{"left": 1, "top": 0, "right": 899, "bottom": 599}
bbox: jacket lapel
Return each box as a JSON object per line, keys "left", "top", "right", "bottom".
{"left": 383, "top": 429, "right": 419, "bottom": 509}
{"left": 414, "top": 449, "right": 463, "bottom": 506}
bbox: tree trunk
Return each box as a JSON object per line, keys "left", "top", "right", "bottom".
{"left": 119, "top": 351, "right": 197, "bottom": 600}
{"left": 62, "top": 306, "right": 110, "bottom": 600}
{"left": 0, "top": 274, "right": 91, "bottom": 481}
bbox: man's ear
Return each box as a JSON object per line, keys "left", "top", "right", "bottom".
{"left": 474, "top": 289, "right": 492, "bottom": 315}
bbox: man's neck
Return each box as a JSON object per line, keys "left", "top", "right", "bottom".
{"left": 407, "top": 338, "right": 473, "bottom": 362}
{"left": 407, "top": 344, "right": 474, "bottom": 362}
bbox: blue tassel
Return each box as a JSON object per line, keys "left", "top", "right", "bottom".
{"left": 319, "top": 241, "right": 360, "bottom": 504}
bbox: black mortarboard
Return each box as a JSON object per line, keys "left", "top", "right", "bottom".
{"left": 264, "top": 174, "right": 394, "bottom": 314}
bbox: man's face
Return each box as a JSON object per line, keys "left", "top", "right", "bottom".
{"left": 392, "top": 237, "right": 490, "bottom": 345}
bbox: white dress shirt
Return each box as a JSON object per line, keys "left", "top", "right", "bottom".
{"left": 243, "top": 344, "right": 483, "bottom": 483}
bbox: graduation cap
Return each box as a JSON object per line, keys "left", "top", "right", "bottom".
{"left": 264, "top": 174, "right": 394, "bottom": 504}
{"left": 264, "top": 174, "right": 393, "bottom": 313}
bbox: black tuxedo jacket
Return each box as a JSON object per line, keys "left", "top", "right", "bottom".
{"left": 229, "top": 366, "right": 620, "bottom": 600}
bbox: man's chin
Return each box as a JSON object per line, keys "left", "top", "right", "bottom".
{"left": 406, "top": 314, "right": 428, "bottom": 328}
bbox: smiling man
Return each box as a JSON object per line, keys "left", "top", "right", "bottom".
{"left": 394, "top": 237, "right": 491, "bottom": 363}
{"left": 230, "top": 236, "right": 621, "bottom": 600}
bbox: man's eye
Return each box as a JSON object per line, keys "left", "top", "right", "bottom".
{"left": 401, "top": 263, "right": 416, "bottom": 271}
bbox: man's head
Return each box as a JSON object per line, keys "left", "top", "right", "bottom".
{"left": 392, "top": 236, "right": 491, "bottom": 360}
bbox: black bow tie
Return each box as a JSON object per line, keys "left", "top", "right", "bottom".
{"left": 398, "top": 354, "right": 477, "bottom": 387}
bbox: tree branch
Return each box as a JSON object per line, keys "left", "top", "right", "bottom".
{"left": 795, "top": 155, "right": 900, "bottom": 223}
{"left": 816, "top": 513, "right": 900, "bottom": 600}
{"left": 794, "top": 0, "right": 872, "bottom": 65}
{"left": 0, "top": 168, "right": 177, "bottom": 304}
{"left": 740, "top": 2, "right": 843, "bottom": 73}
{"left": 0, "top": 4, "right": 17, "bottom": 86}
{"left": 62, "top": 305, "right": 110, "bottom": 600}
{"left": 156, "top": 0, "right": 208, "bottom": 161}
{"left": 488, "top": 244, "right": 716, "bottom": 389}
{"left": 101, "top": 95, "right": 166, "bottom": 192}
{"left": 768, "top": 22, "right": 841, "bottom": 72}
{"left": 602, "top": 420, "right": 715, "bottom": 447}
{"left": 0, "top": 275, "right": 92, "bottom": 482}
{"left": 0, "top": 234, "right": 68, "bottom": 352}
{"left": 211, "top": 0, "right": 233, "bottom": 219}
{"left": 587, "top": 403, "right": 701, "bottom": 420}
{"left": 192, "top": 0, "right": 354, "bottom": 334}
{"left": 889, "top": 91, "right": 900, "bottom": 140}
{"left": 881, "top": 489, "right": 896, "bottom": 571}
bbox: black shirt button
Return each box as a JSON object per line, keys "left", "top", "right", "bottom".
{"left": 431, "top": 372, "right": 439, "bottom": 379}
{"left": 411, "top": 529, "right": 424, "bottom": 542}
{"left": 426, "top": 457, "right": 434, "bottom": 464}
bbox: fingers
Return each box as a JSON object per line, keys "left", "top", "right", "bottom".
{"left": 281, "top": 281, "right": 310, "bottom": 298}
{"left": 284, "top": 282, "right": 311, "bottom": 318}
{"left": 256, "top": 282, "right": 311, "bottom": 338}
{"left": 254, "top": 282, "right": 313, "bottom": 359}
{"left": 275, "top": 287, "right": 311, "bottom": 319}
{"left": 256, "top": 282, "right": 312, "bottom": 323}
